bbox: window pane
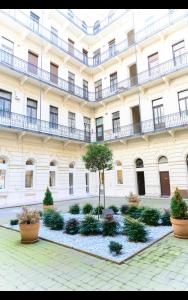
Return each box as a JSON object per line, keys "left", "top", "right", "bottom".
{"left": 25, "top": 171, "right": 33, "bottom": 188}
{"left": 117, "top": 170, "right": 123, "bottom": 184}
{"left": 0, "top": 170, "right": 6, "bottom": 189}
{"left": 49, "top": 171, "right": 56, "bottom": 187}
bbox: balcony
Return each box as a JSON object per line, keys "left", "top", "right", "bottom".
{"left": 0, "top": 110, "right": 91, "bottom": 143}
{"left": 103, "top": 110, "right": 188, "bottom": 142}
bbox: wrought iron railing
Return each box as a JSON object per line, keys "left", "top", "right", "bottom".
{"left": 0, "top": 110, "right": 91, "bottom": 142}
{"left": 0, "top": 49, "right": 188, "bottom": 102}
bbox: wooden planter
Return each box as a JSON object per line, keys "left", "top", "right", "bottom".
{"left": 170, "top": 217, "right": 188, "bottom": 239}
{"left": 19, "top": 223, "right": 40, "bottom": 244}
{"left": 43, "top": 205, "right": 54, "bottom": 212}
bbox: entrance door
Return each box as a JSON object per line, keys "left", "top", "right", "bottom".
{"left": 69, "top": 172, "right": 73, "bottom": 195}
{"left": 137, "top": 172, "right": 145, "bottom": 195}
{"left": 160, "top": 171, "right": 170, "bottom": 196}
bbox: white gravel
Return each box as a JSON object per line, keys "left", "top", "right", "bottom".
{"left": 4, "top": 213, "right": 172, "bottom": 263}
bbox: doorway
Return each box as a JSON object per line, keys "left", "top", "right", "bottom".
{"left": 137, "top": 171, "right": 145, "bottom": 195}
{"left": 131, "top": 105, "right": 141, "bottom": 134}
{"left": 160, "top": 171, "right": 170, "bottom": 196}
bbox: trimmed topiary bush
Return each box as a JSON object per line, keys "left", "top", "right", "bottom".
{"left": 109, "top": 241, "right": 123, "bottom": 255}
{"left": 93, "top": 205, "right": 104, "bottom": 215}
{"left": 108, "top": 205, "right": 119, "bottom": 214}
{"left": 123, "top": 216, "right": 148, "bottom": 242}
{"left": 161, "top": 209, "right": 171, "bottom": 226}
{"left": 43, "top": 209, "right": 56, "bottom": 227}
{"left": 102, "top": 218, "right": 119, "bottom": 236}
{"left": 43, "top": 187, "right": 53, "bottom": 205}
{"left": 69, "top": 204, "right": 80, "bottom": 215}
{"left": 48, "top": 211, "right": 64, "bottom": 230}
{"left": 140, "top": 208, "right": 161, "bottom": 226}
{"left": 82, "top": 203, "right": 93, "bottom": 215}
{"left": 120, "top": 204, "right": 129, "bottom": 215}
{"left": 65, "top": 218, "right": 80, "bottom": 235}
{"left": 79, "top": 216, "right": 101, "bottom": 235}
{"left": 10, "top": 219, "right": 19, "bottom": 226}
{"left": 127, "top": 206, "right": 146, "bottom": 219}
{"left": 170, "top": 188, "right": 188, "bottom": 219}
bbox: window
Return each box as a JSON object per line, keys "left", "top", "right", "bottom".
{"left": 50, "top": 106, "right": 58, "bottom": 129}
{"left": 95, "top": 79, "right": 102, "bottom": 100}
{"left": 152, "top": 98, "right": 165, "bottom": 129}
{"left": 84, "top": 116, "right": 91, "bottom": 142}
{"left": 25, "top": 159, "right": 34, "bottom": 189}
{"left": 69, "top": 162, "right": 75, "bottom": 169}
{"left": 172, "top": 40, "right": 185, "bottom": 66}
{"left": 83, "top": 80, "right": 88, "bottom": 99}
{"left": 68, "top": 9, "right": 74, "bottom": 20}
{"left": 186, "top": 155, "right": 188, "bottom": 172}
{"left": 127, "top": 29, "right": 135, "bottom": 46}
{"left": 68, "top": 38, "right": 74, "bottom": 55}
{"left": 96, "top": 117, "right": 104, "bottom": 141}
{"left": 158, "top": 156, "right": 168, "bottom": 164}
{"left": 148, "top": 52, "right": 159, "bottom": 75}
{"left": 112, "top": 111, "right": 120, "bottom": 133}
{"left": 49, "top": 161, "right": 57, "bottom": 187}
{"left": 82, "top": 21, "right": 87, "bottom": 32}
{"left": 93, "top": 49, "right": 101, "bottom": 66}
{"left": 93, "top": 20, "right": 100, "bottom": 34}
{"left": 109, "top": 39, "right": 115, "bottom": 57}
{"left": 27, "top": 98, "right": 37, "bottom": 124}
{"left": 108, "top": 10, "right": 115, "bottom": 23}
{"left": 30, "top": 11, "right": 40, "bottom": 33}
{"left": 68, "top": 72, "right": 75, "bottom": 93}
{"left": 83, "top": 49, "right": 88, "bottom": 64}
{"left": 0, "top": 89, "right": 11, "bottom": 117}
{"left": 28, "top": 51, "right": 38, "bottom": 75}
{"left": 51, "top": 27, "right": 58, "bottom": 45}
{"left": 136, "top": 158, "right": 144, "bottom": 168}
{"left": 0, "top": 157, "right": 7, "bottom": 190}
{"left": 68, "top": 112, "right": 76, "bottom": 133}
{"left": 110, "top": 72, "right": 118, "bottom": 92}
{"left": 86, "top": 173, "right": 89, "bottom": 193}
{"left": 116, "top": 161, "right": 123, "bottom": 184}
{"left": 178, "top": 90, "right": 188, "bottom": 114}
{"left": 69, "top": 162, "right": 74, "bottom": 194}
{"left": 1, "top": 37, "right": 14, "bottom": 65}
{"left": 50, "top": 62, "right": 58, "bottom": 84}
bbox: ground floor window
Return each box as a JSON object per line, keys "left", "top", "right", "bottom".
{"left": 49, "top": 171, "right": 56, "bottom": 187}
{"left": 0, "top": 170, "right": 6, "bottom": 189}
{"left": 25, "top": 170, "right": 33, "bottom": 188}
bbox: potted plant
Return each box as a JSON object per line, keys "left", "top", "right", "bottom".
{"left": 128, "top": 192, "right": 140, "bottom": 207}
{"left": 17, "top": 207, "right": 40, "bottom": 244}
{"left": 170, "top": 187, "right": 188, "bottom": 238}
{"left": 43, "top": 187, "right": 54, "bottom": 211}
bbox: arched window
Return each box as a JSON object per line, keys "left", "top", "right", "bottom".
{"left": 93, "top": 20, "right": 100, "bottom": 34}
{"left": 49, "top": 161, "right": 57, "bottom": 187}
{"left": 115, "top": 161, "right": 123, "bottom": 184}
{"left": 0, "top": 157, "right": 7, "bottom": 190}
{"left": 25, "top": 159, "right": 35, "bottom": 188}
{"left": 158, "top": 156, "right": 168, "bottom": 164}
{"left": 69, "top": 162, "right": 75, "bottom": 169}
{"left": 136, "top": 158, "right": 144, "bottom": 168}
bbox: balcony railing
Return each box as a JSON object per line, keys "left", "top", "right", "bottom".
{"left": 0, "top": 49, "right": 188, "bottom": 102}
{"left": 1, "top": 9, "right": 188, "bottom": 68}
{"left": 0, "top": 110, "right": 91, "bottom": 143}
{"left": 103, "top": 110, "right": 188, "bottom": 142}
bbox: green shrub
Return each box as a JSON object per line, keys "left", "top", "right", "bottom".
{"left": 82, "top": 203, "right": 93, "bottom": 215}
{"left": 48, "top": 211, "right": 64, "bottom": 230}
{"left": 140, "top": 208, "right": 161, "bottom": 226}
{"left": 65, "top": 218, "right": 80, "bottom": 235}
{"left": 127, "top": 206, "right": 146, "bottom": 219}
{"left": 123, "top": 216, "right": 148, "bottom": 242}
{"left": 109, "top": 241, "right": 123, "bottom": 255}
{"left": 108, "top": 205, "right": 119, "bottom": 214}
{"left": 102, "top": 218, "right": 119, "bottom": 236}
{"left": 69, "top": 204, "right": 80, "bottom": 215}
{"left": 161, "top": 209, "right": 171, "bottom": 226}
{"left": 120, "top": 205, "right": 129, "bottom": 215}
{"left": 170, "top": 188, "right": 188, "bottom": 219}
{"left": 43, "top": 187, "right": 53, "bottom": 205}
{"left": 93, "top": 205, "right": 104, "bottom": 215}
{"left": 39, "top": 210, "right": 43, "bottom": 218}
{"left": 43, "top": 209, "right": 56, "bottom": 227}
{"left": 10, "top": 219, "right": 19, "bottom": 226}
{"left": 79, "top": 216, "right": 101, "bottom": 235}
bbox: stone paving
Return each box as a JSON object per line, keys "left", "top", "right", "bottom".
{"left": 1, "top": 226, "right": 188, "bottom": 291}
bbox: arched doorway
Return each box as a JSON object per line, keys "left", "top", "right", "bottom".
{"left": 158, "top": 156, "right": 170, "bottom": 196}
{"left": 135, "top": 158, "right": 145, "bottom": 195}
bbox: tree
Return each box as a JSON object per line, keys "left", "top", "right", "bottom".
{"left": 82, "top": 143, "right": 113, "bottom": 219}
{"left": 43, "top": 187, "right": 54, "bottom": 205}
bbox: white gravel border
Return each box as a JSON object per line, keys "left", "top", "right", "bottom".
{"left": 4, "top": 213, "right": 172, "bottom": 263}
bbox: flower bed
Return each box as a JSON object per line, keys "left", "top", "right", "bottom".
{"left": 4, "top": 213, "right": 172, "bottom": 264}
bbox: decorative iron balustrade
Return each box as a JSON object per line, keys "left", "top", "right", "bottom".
{"left": 0, "top": 49, "right": 188, "bottom": 102}
{"left": 0, "top": 110, "right": 91, "bottom": 142}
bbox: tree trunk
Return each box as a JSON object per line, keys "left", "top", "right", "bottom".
{"left": 103, "top": 169, "right": 106, "bottom": 209}
{"left": 98, "top": 171, "right": 101, "bottom": 220}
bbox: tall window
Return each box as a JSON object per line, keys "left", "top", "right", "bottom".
{"left": 112, "top": 111, "right": 120, "bottom": 133}
{"left": 85, "top": 173, "right": 89, "bottom": 193}
{"left": 109, "top": 39, "right": 115, "bottom": 57}
{"left": 0, "top": 89, "right": 11, "bottom": 117}
{"left": 25, "top": 159, "right": 34, "bottom": 188}
{"left": 186, "top": 155, "right": 188, "bottom": 172}
{"left": 68, "top": 71, "right": 75, "bottom": 93}
{"left": 68, "top": 38, "right": 74, "bottom": 55}
{"left": 68, "top": 112, "right": 76, "bottom": 133}
{"left": 148, "top": 52, "right": 159, "bottom": 76}
{"left": 93, "top": 49, "right": 101, "bottom": 66}
{"left": 93, "top": 20, "right": 100, "bottom": 34}
{"left": 127, "top": 29, "right": 135, "bottom": 46}
{"left": 84, "top": 116, "right": 91, "bottom": 142}
{"left": 28, "top": 51, "right": 38, "bottom": 75}
{"left": 83, "top": 80, "right": 88, "bottom": 99}
{"left": 82, "top": 21, "right": 87, "bottom": 32}
{"left": 50, "top": 62, "right": 58, "bottom": 84}
{"left": 96, "top": 117, "right": 104, "bottom": 141}
{"left": 0, "top": 158, "right": 7, "bottom": 190}
{"left": 152, "top": 98, "right": 165, "bottom": 129}
{"left": 50, "top": 106, "right": 58, "bottom": 129}
{"left": 172, "top": 40, "right": 185, "bottom": 66}
{"left": 95, "top": 79, "right": 102, "bottom": 100}
{"left": 108, "top": 10, "right": 115, "bottom": 23}
{"left": 27, "top": 98, "right": 37, "bottom": 124}
{"left": 49, "top": 161, "right": 57, "bottom": 187}
{"left": 110, "top": 72, "right": 118, "bottom": 92}
{"left": 69, "top": 162, "right": 75, "bottom": 195}
{"left": 83, "top": 49, "right": 88, "bottom": 64}
{"left": 51, "top": 26, "right": 58, "bottom": 45}
{"left": 178, "top": 90, "right": 188, "bottom": 115}
{"left": 1, "top": 37, "right": 14, "bottom": 65}
{"left": 30, "top": 11, "right": 40, "bottom": 33}
{"left": 116, "top": 161, "right": 123, "bottom": 184}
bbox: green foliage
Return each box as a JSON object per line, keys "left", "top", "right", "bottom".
{"left": 127, "top": 206, "right": 146, "bottom": 219}
{"left": 140, "top": 208, "right": 161, "bottom": 226}
{"left": 170, "top": 188, "right": 188, "bottom": 220}
{"left": 123, "top": 216, "right": 148, "bottom": 242}
{"left": 120, "top": 205, "right": 129, "bottom": 215}
{"left": 109, "top": 241, "right": 123, "bottom": 255}
{"left": 43, "top": 209, "right": 56, "bottom": 227}
{"left": 65, "top": 218, "right": 80, "bottom": 235}
{"left": 43, "top": 187, "right": 53, "bottom": 205}
{"left": 69, "top": 204, "right": 80, "bottom": 215}
{"left": 102, "top": 219, "right": 119, "bottom": 236}
{"left": 108, "top": 205, "right": 119, "bottom": 214}
{"left": 48, "top": 211, "right": 64, "bottom": 230}
{"left": 82, "top": 203, "right": 93, "bottom": 215}
{"left": 79, "top": 216, "right": 101, "bottom": 235}
{"left": 10, "top": 219, "right": 18, "bottom": 226}
{"left": 39, "top": 210, "right": 43, "bottom": 218}
{"left": 161, "top": 209, "right": 171, "bottom": 226}
{"left": 93, "top": 205, "right": 104, "bottom": 215}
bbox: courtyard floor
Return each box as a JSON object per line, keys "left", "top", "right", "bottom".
{"left": 1, "top": 196, "right": 188, "bottom": 291}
